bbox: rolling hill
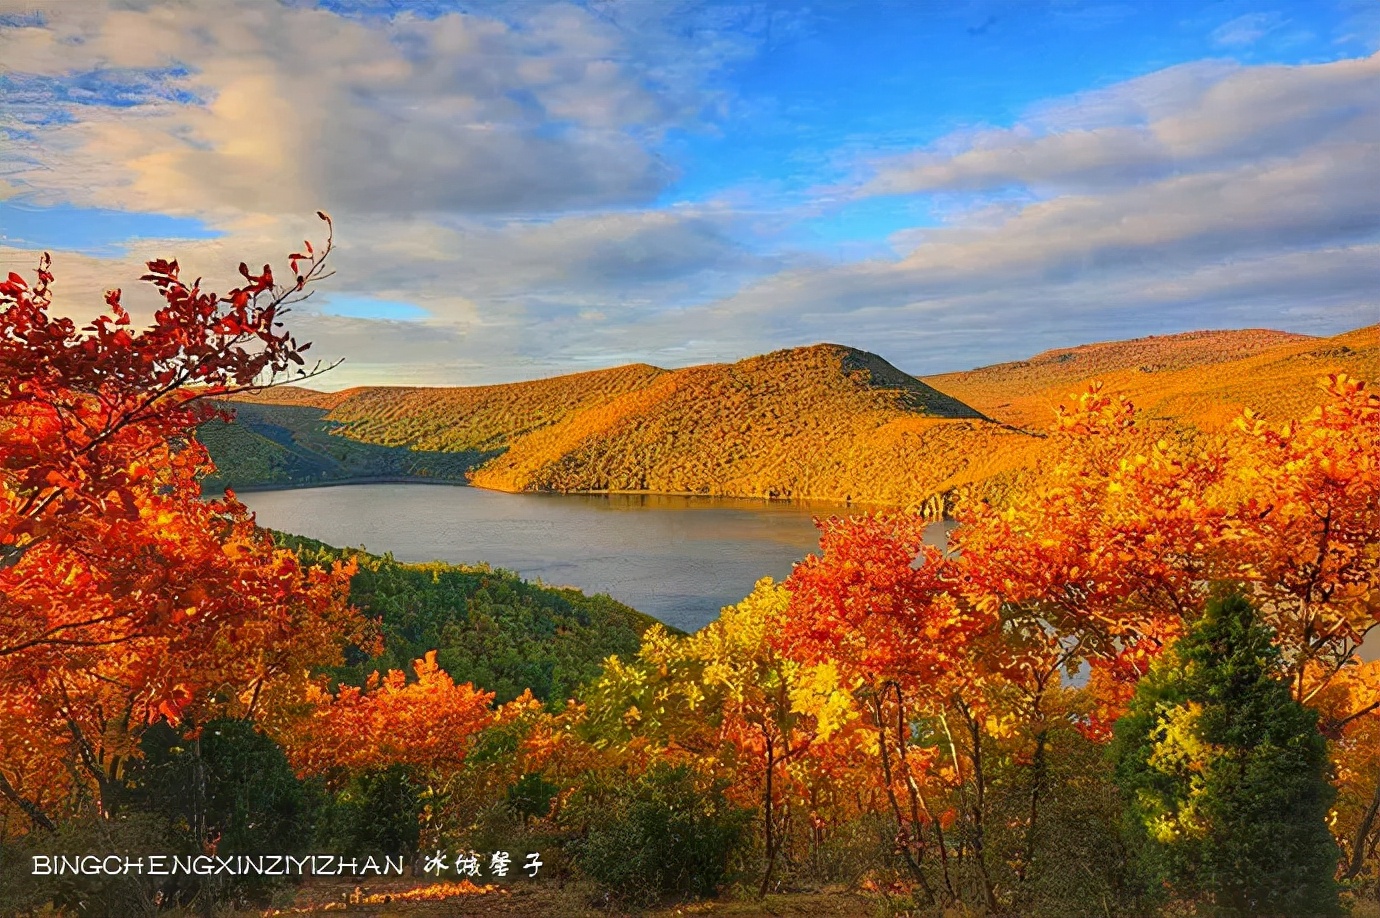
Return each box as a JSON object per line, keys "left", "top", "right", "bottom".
{"left": 203, "top": 324, "right": 1377, "bottom": 509}
{"left": 923, "top": 326, "right": 1376, "bottom": 430}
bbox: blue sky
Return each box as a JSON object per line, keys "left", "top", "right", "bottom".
{"left": 0, "top": 0, "right": 1376, "bottom": 386}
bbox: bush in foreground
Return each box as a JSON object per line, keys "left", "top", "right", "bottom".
{"left": 564, "top": 762, "right": 753, "bottom": 907}
{"left": 1110, "top": 592, "right": 1341, "bottom": 917}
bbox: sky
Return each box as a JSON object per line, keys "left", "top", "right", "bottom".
{"left": 1, "top": 0, "right": 1377, "bottom": 388}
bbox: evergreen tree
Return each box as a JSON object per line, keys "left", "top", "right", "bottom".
{"left": 1109, "top": 592, "right": 1340, "bottom": 917}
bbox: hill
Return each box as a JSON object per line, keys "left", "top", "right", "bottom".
{"left": 197, "top": 401, "right": 493, "bottom": 492}
{"left": 463, "top": 344, "right": 1029, "bottom": 507}
{"left": 227, "top": 385, "right": 356, "bottom": 410}
{"left": 211, "top": 344, "right": 1034, "bottom": 510}
{"left": 202, "top": 326, "right": 1376, "bottom": 509}
{"left": 923, "top": 326, "right": 1376, "bottom": 430}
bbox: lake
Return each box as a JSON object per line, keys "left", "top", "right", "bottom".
{"left": 239, "top": 482, "right": 950, "bottom": 633}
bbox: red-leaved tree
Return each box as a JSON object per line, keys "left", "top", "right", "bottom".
{"left": 0, "top": 215, "right": 370, "bottom": 831}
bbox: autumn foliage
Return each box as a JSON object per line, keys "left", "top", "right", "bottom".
{"left": 0, "top": 218, "right": 367, "bottom": 832}
{"left": 2, "top": 221, "right": 1377, "bottom": 915}
{"left": 284, "top": 651, "right": 494, "bottom": 783}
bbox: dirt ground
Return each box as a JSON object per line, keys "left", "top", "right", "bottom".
{"left": 236, "top": 876, "right": 886, "bottom": 918}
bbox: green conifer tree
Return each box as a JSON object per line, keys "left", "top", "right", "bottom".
{"left": 1109, "top": 592, "right": 1340, "bottom": 917}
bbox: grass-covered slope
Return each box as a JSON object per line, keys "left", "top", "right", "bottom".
{"left": 923, "top": 326, "right": 1376, "bottom": 431}
{"left": 274, "top": 532, "right": 669, "bottom": 705}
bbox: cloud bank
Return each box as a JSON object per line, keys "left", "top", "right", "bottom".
{"left": 0, "top": 2, "right": 1374, "bottom": 384}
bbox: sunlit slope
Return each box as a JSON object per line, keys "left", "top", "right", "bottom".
{"left": 320, "top": 363, "right": 667, "bottom": 452}
{"left": 214, "top": 326, "right": 1374, "bottom": 507}
{"left": 468, "top": 344, "right": 1035, "bottom": 506}
{"left": 227, "top": 384, "right": 356, "bottom": 410}
{"left": 924, "top": 326, "right": 1376, "bottom": 429}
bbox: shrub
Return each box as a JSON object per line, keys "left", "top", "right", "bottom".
{"left": 564, "top": 762, "right": 753, "bottom": 906}
{"left": 314, "top": 764, "right": 423, "bottom": 860}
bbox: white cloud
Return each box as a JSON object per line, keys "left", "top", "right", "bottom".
{"left": 0, "top": 2, "right": 685, "bottom": 218}
{"left": 861, "top": 52, "right": 1380, "bottom": 196}
{"left": 1212, "top": 11, "right": 1287, "bottom": 48}
{"left": 1, "top": 4, "right": 1375, "bottom": 385}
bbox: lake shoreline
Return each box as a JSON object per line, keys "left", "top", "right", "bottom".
{"left": 210, "top": 475, "right": 898, "bottom": 513}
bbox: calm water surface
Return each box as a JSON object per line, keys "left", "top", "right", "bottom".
{"left": 240, "top": 483, "right": 949, "bottom": 632}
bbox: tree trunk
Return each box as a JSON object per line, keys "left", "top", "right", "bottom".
{"left": 760, "top": 732, "right": 776, "bottom": 897}
{"left": 1343, "top": 774, "right": 1380, "bottom": 880}
{"left": 1019, "top": 727, "right": 1049, "bottom": 883}
{"left": 958, "top": 701, "right": 998, "bottom": 912}
{"left": 895, "top": 684, "right": 954, "bottom": 903}
{"left": 870, "top": 691, "right": 936, "bottom": 905}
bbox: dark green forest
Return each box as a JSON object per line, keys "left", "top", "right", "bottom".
{"left": 273, "top": 533, "right": 670, "bottom": 706}
{"left": 197, "top": 404, "right": 491, "bottom": 493}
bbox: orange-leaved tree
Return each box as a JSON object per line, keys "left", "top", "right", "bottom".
{"left": 0, "top": 215, "right": 368, "bottom": 832}
{"left": 955, "top": 375, "right": 1379, "bottom": 733}
{"left": 778, "top": 513, "right": 997, "bottom": 907}
{"left": 283, "top": 651, "right": 495, "bottom": 785}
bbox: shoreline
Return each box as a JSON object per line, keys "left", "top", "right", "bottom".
{"left": 208, "top": 476, "right": 907, "bottom": 512}
{"left": 203, "top": 475, "right": 473, "bottom": 495}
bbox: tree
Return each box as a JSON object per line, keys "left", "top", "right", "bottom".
{"left": 283, "top": 651, "right": 494, "bottom": 785}
{"left": 1109, "top": 592, "right": 1340, "bottom": 917}
{"left": 0, "top": 217, "right": 367, "bottom": 832}
{"left": 582, "top": 579, "right": 869, "bottom": 897}
{"left": 779, "top": 513, "right": 998, "bottom": 907}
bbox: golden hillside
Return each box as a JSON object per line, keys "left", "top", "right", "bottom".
{"left": 924, "top": 326, "right": 1376, "bottom": 430}
{"left": 221, "top": 325, "right": 1375, "bottom": 509}
{"left": 226, "top": 345, "right": 1036, "bottom": 508}
{"left": 468, "top": 344, "right": 1034, "bottom": 507}
{"left": 320, "top": 364, "right": 667, "bottom": 452}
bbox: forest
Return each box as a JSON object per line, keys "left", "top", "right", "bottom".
{"left": 2, "top": 230, "right": 1378, "bottom": 918}
{"left": 196, "top": 404, "right": 491, "bottom": 493}
{"left": 271, "top": 532, "right": 665, "bottom": 707}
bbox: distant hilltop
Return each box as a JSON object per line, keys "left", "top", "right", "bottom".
{"left": 206, "top": 325, "right": 1377, "bottom": 509}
